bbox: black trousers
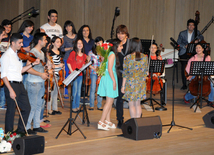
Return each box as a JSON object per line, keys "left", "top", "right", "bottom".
{"left": 4, "top": 82, "right": 31, "bottom": 133}
{"left": 179, "top": 53, "right": 188, "bottom": 87}
{"left": 116, "top": 77, "right": 124, "bottom": 121}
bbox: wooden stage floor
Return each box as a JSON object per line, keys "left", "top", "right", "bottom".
{"left": 1, "top": 64, "right": 214, "bottom": 155}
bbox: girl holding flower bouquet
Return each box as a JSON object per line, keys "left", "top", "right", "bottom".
{"left": 97, "top": 39, "right": 123, "bottom": 131}
{"left": 88, "top": 36, "right": 104, "bottom": 111}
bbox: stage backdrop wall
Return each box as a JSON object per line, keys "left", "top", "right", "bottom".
{"left": 1, "top": 0, "right": 214, "bottom": 59}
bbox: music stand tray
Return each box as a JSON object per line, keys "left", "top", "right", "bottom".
{"left": 142, "top": 60, "right": 166, "bottom": 111}
{"left": 55, "top": 61, "right": 92, "bottom": 139}
{"left": 189, "top": 61, "right": 214, "bottom": 112}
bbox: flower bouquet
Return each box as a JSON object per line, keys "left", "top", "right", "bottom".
{"left": 4, "top": 131, "right": 21, "bottom": 145}
{"left": 0, "top": 128, "right": 12, "bottom": 153}
{"left": 96, "top": 42, "right": 113, "bottom": 76}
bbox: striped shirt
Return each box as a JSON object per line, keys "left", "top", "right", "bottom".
{"left": 49, "top": 50, "right": 62, "bottom": 76}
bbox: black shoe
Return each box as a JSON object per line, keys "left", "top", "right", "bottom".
{"left": 180, "top": 85, "right": 187, "bottom": 90}
{"left": 43, "top": 119, "right": 50, "bottom": 123}
{"left": 16, "top": 130, "right": 26, "bottom": 136}
{"left": 89, "top": 107, "right": 94, "bottom": 111}
{"left": 97, "top": 107, "right": 103, "bottom": 111}
{"left": 48, "top": 111, "right": 56, "bottom": 115}
{"left": 53, "top": 110, "right": 62, "bottom": 115}
{"left": 117, "top": 120, "right": 124, "bottom": 129}
{"left": 33, "top": 127, "right": 48, "bottom": 133}
{"left": 27, "top": 129, "right": 37, "bottom": 135}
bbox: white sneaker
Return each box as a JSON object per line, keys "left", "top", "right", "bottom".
{"left": 98, "top": 121, "right": 109, "bottom": 131}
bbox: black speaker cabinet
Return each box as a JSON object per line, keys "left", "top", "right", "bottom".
{"left": 203, "top": 110, "right": 214, "bottom": 128}
{"left": 12, "top": 135, "right": 45, "bottom": 155}
{"left": 121, "top": 116, "right": 162, "bottom": 140}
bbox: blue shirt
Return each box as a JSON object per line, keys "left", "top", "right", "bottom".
{"left": 20, "top": 33, "right": 33, "bottom": 48}
{"left": 82, "top": 38, "right": 94, "bottom": 55}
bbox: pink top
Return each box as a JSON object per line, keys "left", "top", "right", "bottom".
{"left": 185, "top": 54, "right": 211, "bottom": 74}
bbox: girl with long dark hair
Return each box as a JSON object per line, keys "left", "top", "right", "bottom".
{"left": 61, "top": 20, "right": 77, "bottom": 98}
{"left": 67, "top": 39, "right": 89, "bottom": 112}
{"left": 97, "top": 39, "right": 123, "bottom": 131}
{"left": 48, "top": 36, "right": 64, "bottom": 115}
{"left": 88, "top": 36, "right": 104, "bottom": 110}
{"left": 121, "top": 37, "right": 148, "bottom": 118}
{"left": 77, "top": 25, "right": 94, "bottom": 55}
{"left": 17, "top": 20, "right": 34, "bottom": 52}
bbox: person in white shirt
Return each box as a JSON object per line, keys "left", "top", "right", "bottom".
{"left": 1, "top": 33, "right": 40, "bottom": 134}
{"left": 40, "top": 9, "right": 63, "bottom": 39}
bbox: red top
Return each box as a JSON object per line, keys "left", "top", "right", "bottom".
{"left": 67, "top": 51, "right": 87, "bottom": 76}
{"left": 150, "top": 55, "right": 162, "bottom": 60}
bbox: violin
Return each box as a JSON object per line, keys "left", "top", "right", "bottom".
{"left": 58, "top": 58, "right": 66, "bottom": 87}
{"left": 83, "top": 59, "right": 91, "bottom": 86}
{"left": 18, "top": 48, "right": 46, "bottom": 66}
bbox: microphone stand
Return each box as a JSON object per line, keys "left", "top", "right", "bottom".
{"left": 110, "top": 7, "right": 120, "bottom": 39}
{"left": 162, "top": 39, "right": 192, "bottom": 133}
{"left": 10, "top": 7, "right": 39, "bottom": 24}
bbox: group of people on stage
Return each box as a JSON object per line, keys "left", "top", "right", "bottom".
{"left": 177, "top": 19, "right": 214, "bottom": 107}
{"left": 0, "top": 8, "right": 213, "bottom": 134}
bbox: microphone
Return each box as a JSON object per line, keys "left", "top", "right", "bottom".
{"left": 115, "top": 7, "right": 120, "bottom": 17}
{"left": 28, "top": 8, "right": 39, "bottom": 18}
{"left": 170, "top": 37, "right": 179, "bottom": 47}
{"left": 170, "top": 42, "right": 180, "bottom": 49}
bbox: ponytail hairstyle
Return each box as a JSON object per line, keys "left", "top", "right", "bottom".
{"left": 110, "top": 38, "right": 121, "bottom": 77}
{"left": 129, "top": 37, "right": 142, "bottom": 61}
{"left": 73, "top": 38, "right": 85, "bottom": 61}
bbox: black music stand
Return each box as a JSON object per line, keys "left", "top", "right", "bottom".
{"left": 189, "top": 61, "right": 214, "bottom": 112}
{"left": 55, "top": 61, "right": 92, "bottom": 139}
{"left": 141, "top": 60, "right": 167, "bottom": 111}
{"left": 187, "top": 43, "right": 210, "bottom": 56}
{"left": 74, "top": 69, "right": 90, "bottom": 126}
{"left": 141, "top": 39, "right": 156, "bottom": 55}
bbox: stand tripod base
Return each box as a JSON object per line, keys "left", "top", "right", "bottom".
{"left": 155, "top": 106, "right": 167, "bottom": 111}
{"left": 74, "top": 105, "right": 90, "bottom": 126}
{"left": 190, "top": 97, "right": 209, "bottom": 112}
{"left": 163, "top": 120, "right": 193, "bottom": 133}
{"left": 142, "top": 98, "right": 166, "bottom": 112}
{"left": 55, "top": 118, "right": 86, "bottom": 139}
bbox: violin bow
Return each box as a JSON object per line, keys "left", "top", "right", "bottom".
{"left": 148, "top": 35, "right": 154, "bottom": 71}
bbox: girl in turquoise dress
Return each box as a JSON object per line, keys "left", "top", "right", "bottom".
{"left": 97, "top": 39, "right": 123, "bottom": 131}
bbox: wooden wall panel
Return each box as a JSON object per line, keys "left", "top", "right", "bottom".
{"left": 84, "top": 0, "right": 129, "bottom": 40}
{"left": 129, "top": 0, "right": 176, "bottom": 49}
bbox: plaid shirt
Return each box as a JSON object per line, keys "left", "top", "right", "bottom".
{"left": 88, "top": 50, "right": 101, "bottom": 75}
